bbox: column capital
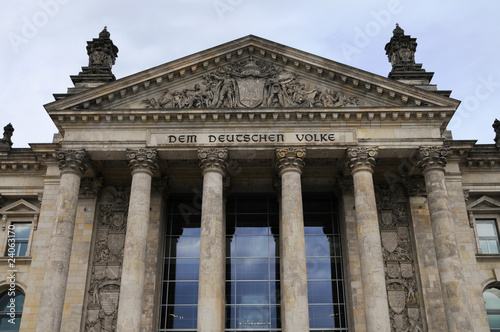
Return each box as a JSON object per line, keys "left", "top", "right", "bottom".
{"left": 416, "top": 146, "right": 449, "bottom": 173}
{"left": 346, "top": 147, "right": 378, "bottom": 174}
{"left": 54, "top": 149, "right": 92, "bottom": 176}
{"left": 198, "top": 148, "right": 228, "bottom": 175}
{"left": 126, "top": 149, "right": 159, "bottom": 176}
{"left": 276, "top": 147, "right": 306, "bottom": 175}
{"left": 402, "top": 175, "right": 427, "bottom": 196}
{"left": 79, "top": 177, "right": 103, "bottom": 198}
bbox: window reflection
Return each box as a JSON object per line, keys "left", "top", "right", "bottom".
{"left": 225, "top": 193, "right": 280, "bottom": 330}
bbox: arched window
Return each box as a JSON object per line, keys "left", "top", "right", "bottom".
{"left": 484, "top": 287, "right": 500, "bottom": 331}
{"left": 0, "top": 289, "right": 25, "bottom": 331}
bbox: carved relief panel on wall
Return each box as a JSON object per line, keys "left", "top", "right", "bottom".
{"left": 84, "top": 186, "right": 130, "bottom": 332}
{"left": 376, "top": 186, "right": 424, "bottom": 331}
{"left": 141, "top": 57, "right": 360, "bottom": 109}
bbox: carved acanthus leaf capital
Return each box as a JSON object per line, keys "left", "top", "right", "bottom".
{"left": 79, "top": 177, "right": 103, "bottom": 198}
{"left": 276, "top": 147, "right": 306, "bottom": 175}
{"left": 416, "top": 146, "right": 449, "bottom": 173}
{"left": 402, "top": 175, "right": 426, "bottom": 197}
{"left": 346, "top": 147, "right": 378, "bottom": 173}
{"left": 54, "top": 149, "right": 91, "bottom": 176}
{"left": 198, "top": 148, "right": 228, "bottom": 175}
{"left": 126, "top": 149, "right": 159, "bottom": 175}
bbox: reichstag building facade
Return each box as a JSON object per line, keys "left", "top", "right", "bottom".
{"left": 1, "top": 25, "right": 500, "bottom": 332}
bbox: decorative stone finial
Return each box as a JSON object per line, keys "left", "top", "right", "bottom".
{"left": 87, "top": 27, "right": 118, "bottom": 69}
{"left": 276, "top": 147, "right": 306, "bottom": 175}
{"left": 346, "top": 147, "right": 378, "bottom": 174}
{"left": 493, "top": 118, "right": 500, "bottom": 148}
{"left": 385, "top": 24, "right": 418, "bottom": 71}
{"left": 0, "top": 123, "right": 14, "bottom": 151}
{"left": 416, "top": 146, "right": 449, "bottom": 173}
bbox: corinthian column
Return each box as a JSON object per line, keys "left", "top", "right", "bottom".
{"left": 36, "top": 150, "right": 91, "bottom": 332}
{"left": 197, "top": 148, "right": 228, "bottom": 332}
{"left": 346, "top": 147, "right": 391, "bottom": 332}
{"left": 116, "top": 149, "right": 158, "bottom": 332}
{"left": 416, "top": 146, "right": 473, "bottom": 331}
{"left": 276, "top": 147, "right": 309, "bottom": 332}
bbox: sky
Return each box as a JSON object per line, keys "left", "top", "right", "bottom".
{"left": 1, "top": 0, "right": 499, "bottom": 148}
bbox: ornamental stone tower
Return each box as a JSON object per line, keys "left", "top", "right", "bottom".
{"left": 55, "top": 27, "right": 119, "bottom": 99}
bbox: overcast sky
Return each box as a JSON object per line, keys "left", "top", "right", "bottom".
{"left": 1, "top": 0, "right": 499, "bottom": 147}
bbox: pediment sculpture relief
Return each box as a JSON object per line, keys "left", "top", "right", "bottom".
{"left": 141, "top": 58, "right": 359, "bottom": 109}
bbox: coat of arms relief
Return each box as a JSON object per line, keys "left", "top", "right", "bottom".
{"left": 85, "top": 186, "right": 130, "bottom": 332}
{"left": 376, "top": 186, "right": 424, "bottom": 332}
{"left": 141, "top": 57, "right": 359, "bottom": 109}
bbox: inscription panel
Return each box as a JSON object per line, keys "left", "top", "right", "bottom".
{"left": 147, "top": 129, "right": 357, "bottom": 147}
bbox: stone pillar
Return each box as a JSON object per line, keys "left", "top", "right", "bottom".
{"left": 416, "top": 146, "right": 473, "bottom": 331}
{"left": 276, "top": 147, "right": 309, "bottom": 332}
{"left": 346, "top": 147, "right": 391, "bottom": 332}
{"left": 403, "top": 175, "right": 448, "bottom": 331}
{"left": 116, "top": 149, "right": 158, "bottom": 332}
{"left": 36, "top": 150, "right": 91, "bottom": 332}
{"left": 197, "top": 148, "right": 228, "bottom": 332}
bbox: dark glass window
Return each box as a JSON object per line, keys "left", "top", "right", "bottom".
{"left": 225, "top": 193, "right": 280, "bottom": 331}
{"left": 0, "top": 290, "right": 25, "bottom": 331}
{"left": 304, "top": 193, "right": 348, "bottom": 331}
{"left": 159, "top": 194, "right": 201, "bottom": 331}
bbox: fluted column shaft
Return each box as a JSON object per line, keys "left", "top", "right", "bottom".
{"left": 276, "top": 147, "right": 309, "bottom": 332}
{"left": 36, "top": 150, "right": 91, "bottom": 332}
{"left": 417, "top": 146, "right": 472, "bottom": 332}
{"left": 346, "top": 147, "right": 391, "bottom": 332}
{"left": 116, "top": 149, "right": 158, "bottom": 332}
{"left": 197, "top": 148, "right": 228, "bottom": 332}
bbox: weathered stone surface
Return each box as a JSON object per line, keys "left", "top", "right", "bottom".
{"left": 116, "top": 149, "right": 158, "bottom": 332}
{"left": 417, "top": 146, "right": 473, "bottom": 332}
{"left": 197, "top": 148, "right": 227, "bottom": 332}
{"left": 35, "top": 150, "right": 90, "bottom": 332}
{"left": 276, "top": 147, "right": 309, "bottom": 332}
{"left": 347, "top": 147, "right": 391, "bottom": 332}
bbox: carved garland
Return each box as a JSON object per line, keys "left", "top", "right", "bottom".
{"left": 141, "top": 58, "right": 359, "bottom": 109}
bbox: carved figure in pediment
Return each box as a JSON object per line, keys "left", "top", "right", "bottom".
{"left": 141, "top": 58, "right": 360, "bottom": 109}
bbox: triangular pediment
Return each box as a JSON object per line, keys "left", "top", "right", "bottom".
{"left": 467, "top": 196, "right": 500, "bottom": 211}
{"left": 0, "top": 199, "right": 40, "bottom": 216}
{"left": 45, "top": 35, "right": 459, "bottom": 113}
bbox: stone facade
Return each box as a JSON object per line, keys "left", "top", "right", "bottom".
{"left": 0, "top": 26, "right": 498, "bottom": 332}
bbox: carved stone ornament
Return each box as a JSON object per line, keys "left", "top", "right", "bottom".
{"left": 346, "top": 147, "right": 378, "bottom": 173}
{"left": 126, "top": 149, "right": 159, "bottom": 175}
{"left": 493, "top": 118, "right": 500, "bottom": 148}
{"left": 198, "top": 148, "right": 228, "bottom": 175}
{"left": 87, "top": 27, "right": 118, "bottom": 70}
{"left": 0, "top": 123, "right": 14, "bottom": 151}
{"left": 80, "top": 177, "right": 103, "bottom": 198}
{"left": 54, "top": 149, "right": 92, "bottom": 176}
{"left": 84, "top": 186, "right": 129, "bottom": 332}
{"left": 141, "top": 57, "right": 359, "bottom": 110}
{"left": 416, "top": 146, "right": 449, "bottom": 173}
{"left": 375, "top": 185, "right": 423, "bottom": 331}
{"left": 385, "top": 24, "right": 419, "bottom": 71}
{"left": 276, "top": 147, "right": 306, "bottom": 175}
